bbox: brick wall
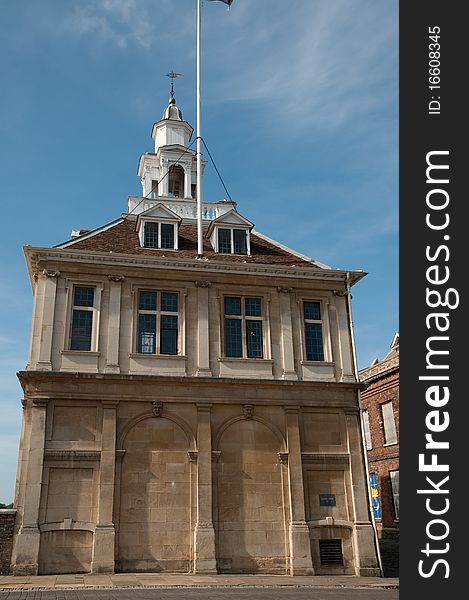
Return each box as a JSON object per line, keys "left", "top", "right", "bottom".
{"left": 360, "top": 361, "right": 399, "bottom": 577}
{"left": 0, "top": 510, "right": 16, "bottom": 575}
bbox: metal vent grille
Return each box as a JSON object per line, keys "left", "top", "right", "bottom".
{"left": 319, "top": 539, "right": 343, "bottom": 565}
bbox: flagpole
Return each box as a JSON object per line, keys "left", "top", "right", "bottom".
{"left": 196, "top": 0, "right": 203, "bottom": 257}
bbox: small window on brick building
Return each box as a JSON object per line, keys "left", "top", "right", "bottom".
{"left": 362, "top": 410, "right": 372, "bottom": 450}
{"left": 390, "top": 470, "right": 399, "bottom": 521}
{"left": 382, "top": 401, "right": 398, "bottom": 445}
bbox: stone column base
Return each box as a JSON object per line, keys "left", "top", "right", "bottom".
{"left": 91, "top": 525, "right": 115, "bottom": 573}
{"left": 11, "top": 526, "right": 40, "bottom": 576}
{"left": 193, "top": 523, "right": 217, "bottom": 573}
{"left": 353, "top": 523, "right": 382, "bottom": 577}
{"left": 289, "top": 521, "right": 314, "bottom": 575}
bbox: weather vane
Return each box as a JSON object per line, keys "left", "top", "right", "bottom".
{"left": 164, "top": 71, "right": 183, "bottom": 98}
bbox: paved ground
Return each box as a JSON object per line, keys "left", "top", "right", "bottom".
{"left": 0, "top": 574, "right": 399, "bottom": 599}
{"left": 0, "top": 589, "right": 399, "bottom": 600}
{"left": 0, "top": 574, "right": 398, "bottom": 591}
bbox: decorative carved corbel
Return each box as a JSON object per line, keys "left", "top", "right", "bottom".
{"left": 278, "top": 452, "right": 289, "bottom": 465}
{"left": 277, "top": 286, "right": 293, "bottom": 294}
{"left": 188, "top": 451, "right": 198, "bottom": 462}
{"left": 108, "top": 275, "right": 125, "bottom": 282}
{"left": 195, "top": 281, "right": 211, "bottom": 288}
{"left": 43, "top": 269, "right": 60, "bottom": 278}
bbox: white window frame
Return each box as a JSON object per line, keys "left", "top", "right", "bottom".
{"left": 63, "top": 280, "right": 103, "bottom": 353}
{"left": 381, "top": 401, "right": 398, "bottom": 445}
{"left": 297, "top": 297, "right": 332, "bottom": 363}
{"left": 138, "top": 218, "right": 179, "bottom": 250}
{"left": 389, "top": 470, "right": 399, "bottom": 521}
{"left": 219, "top": 293, "right": 271, "bottom": 360}
{"left": 131, "top": 284, "right": 186, "bottom": 357}
{"left": 362, "top": 410, "right": 373, "bottom": 450}
{"left": 214, "top": 227, "right": 251, "bottom": 255}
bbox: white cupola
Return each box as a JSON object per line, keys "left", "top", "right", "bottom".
{"left": 137, "top": 96, "right": 205, "bottom": 200}
{"left": 151, "top": 97, "right": 193, "bottom": 152}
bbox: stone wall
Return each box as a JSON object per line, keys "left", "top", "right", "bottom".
{"left": 0, "top": 510, "right": 16, "bottom": 575}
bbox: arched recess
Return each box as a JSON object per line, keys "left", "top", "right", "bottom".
{"left": 215, "top": 418, "right": 288, "bottom": 574}
{"left": 168, "top": 164, "right": 185, "bottom": 198}
{"left": 116, "top": 413, "right": 194, "bottom": 572}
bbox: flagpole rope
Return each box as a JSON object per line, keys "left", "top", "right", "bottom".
{"left": 201, "top": 138, "right": 233, "bottom": 202}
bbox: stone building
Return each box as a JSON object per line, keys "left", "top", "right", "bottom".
{"left": 10, "top": 96, "right": 381, "bottom": 577}
{"left": 359, "top": 333, "right": 399, "bottom": 576}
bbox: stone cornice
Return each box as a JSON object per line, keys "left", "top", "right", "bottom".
{"left": 18, "top": 370, "right": 364, "bottom": 408}
{"left": 23, "top": 246, "right": 366, "bottom": 286}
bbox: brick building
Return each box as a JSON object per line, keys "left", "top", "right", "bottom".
{"left": 10, "top": 95, "right": 381, "bottom": 577}
{"left": 359, "top": 333, "right": 399, "bottom": 576}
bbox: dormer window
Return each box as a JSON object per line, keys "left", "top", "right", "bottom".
{"left": 136, "top": 203, "right": 181, "bottom": 250}
{"left": 217, "top": 228, "right": 248, "bottom": 255}
{"left": 143, "top": 222, "right": 175, "bottom": 249}
{"left": 207, "top": 209, "right": 254, "bottom": 256}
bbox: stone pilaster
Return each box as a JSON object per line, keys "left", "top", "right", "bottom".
{"left": 285, "top": 406, "right": 314, "bottom": 575}
{"left": 91, "top": 401, "right": 118, "bottom": 573}
{"left": 36, "top": 271, "right": 59, "bottom": 371}
{"left": 104, "top": 276, "right": 124, "bottom": 373}
{"left": 278, "top": 288, "right": 298, "bottom": 380}
{"left": 195, "top": 282, "right": 212, "bottom": 377}
{"left": 194, "top": 404, "right": 216, "bottom": 573}
{"left": 335, "top": 295, "right": 355, "bottom": 382}
{"left": 11, "top": 399, "right": 47, "bottom": 575}
{"left": 345, "top": 411, "right": 381, "bottom": 576}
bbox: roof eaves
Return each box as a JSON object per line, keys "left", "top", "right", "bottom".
{"left": 54, "top": 217, "right": 124, "bottom": 249}
{"left": 252, "top": 230, "right": 323, "bottom": 267}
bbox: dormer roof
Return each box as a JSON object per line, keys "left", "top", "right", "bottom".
{"left": 206, "top": 209, "right": 254, "bottom": 237}
{"left": 135, "top": 203, "right": 182, "bottom": 231}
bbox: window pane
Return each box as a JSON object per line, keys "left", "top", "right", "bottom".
{"left": 160, "top": 223, "right": 175, "bottom": 249}
{"left": 382, "top": 402, "right": 398, "bottom": 444}
{"left": 138, "top": 313, "right": 156, "bottom": 353}
{"left": 70, "top": 310, "right": 93, "bottom": 350}
{"left": 139, "top": 291, "right": 157, "bottom": 311}
{"left": 144, "top": 222, "right": 159, "bottom": 248}
{"left": 73, "top": 287, "right": 94, "bottom": 307}
{"left": 245, "top": 297, "right": 261, "bottom": 317}
{"left": 246, "top": 320, "right": 263, "bottom": 358}
{"left": 218, "top": 228, "right": 231, "bottom": 253}
{"left": 305, "top": 322, "right": 324, "bottom": 361}
{"left": 233, "top": 229, "right": 247, "bottom": 254}
{"left": 160, "top": 315, "right": 178, "bottom": 355}
{"left": 161, "top": 292, "right": 178, "bottom": 313}
{"left": 225, "top": 319, "right": 242, "bottom": 357}
{"left": 390, "top": 470, "right": 399, "bottom": 520}
{"left": 362, "top": 411, "right": 372, "bottom": 450}
{"left": 304, "top": 301, "right": 321, "bottom": 321}
{"left": 224, "top": 297, "right": 241, "bottom": 316}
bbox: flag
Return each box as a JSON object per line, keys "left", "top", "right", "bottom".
{"left": 207, "top": 0, "right": 234, "bottom": 6}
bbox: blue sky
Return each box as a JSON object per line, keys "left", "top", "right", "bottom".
{"left": 0, "top": 0, "right": 398, "bottom": 502}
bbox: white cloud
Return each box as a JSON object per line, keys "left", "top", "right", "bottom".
{"left": 204, "top": 0, "right": 397, "bottom": 131}
{"left": 64, "top": 0, "right": 155, "bottom": 49}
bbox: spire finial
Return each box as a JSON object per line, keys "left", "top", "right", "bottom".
{"left": 164, "top": 71, "right": 183, "bottom": 100}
